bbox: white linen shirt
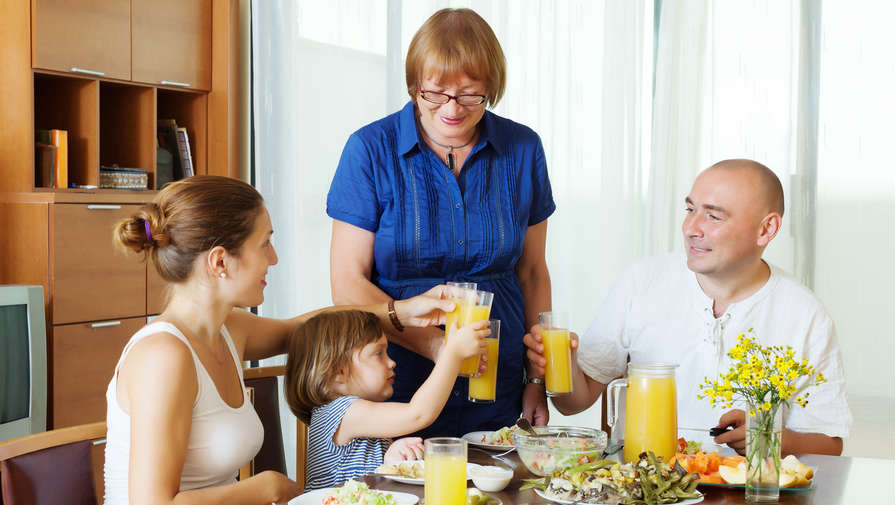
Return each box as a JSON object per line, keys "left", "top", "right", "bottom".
{"left": 577, "top": 253, "right": 851, "bottom": 446}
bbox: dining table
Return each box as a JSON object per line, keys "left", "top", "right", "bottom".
{"left": 362, "top": 446, "right": 895, "bottom": 504}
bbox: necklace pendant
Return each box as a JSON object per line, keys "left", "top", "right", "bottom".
{"left": 448, "top": 152, "right": 455, "bottom": 173}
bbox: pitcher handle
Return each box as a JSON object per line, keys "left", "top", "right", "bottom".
{"left": 606, "top": 378, "right": 628, "bottom": 428}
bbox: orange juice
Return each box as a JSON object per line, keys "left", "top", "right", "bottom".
{"left": 541, "top": 328, "right": 572, "bottom": 395}
{"left": 623, "top": 375, "right": 677, "bottom": 463}
{"left": 468, "top": 337, "right": 499, "bottom": 401}
{"left": 444, "top": 297, "right": 467, "bottom": 343}
{"left": 458, "top": 304, "right": 491, "bottom": 375}
{"left": 424, "top": 452, "right": 466, "bottom": 505}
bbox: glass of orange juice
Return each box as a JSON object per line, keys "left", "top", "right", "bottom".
{"left": 606, "top": 363, "right": 679, "bottom": 463}
{"left": 444, "top": 284, "right": 477, "bottom": 342}
{"left": 538, "top": 311, "right": 573, "bottom": 397}
{"left": 468, "top": 319, "right": 500, "bottom": 403}
{"left": 424, "top": 437, "right": 467, "bottom": 505}
{"left": 446, "top": 289, "right": 493, "bottom": 377}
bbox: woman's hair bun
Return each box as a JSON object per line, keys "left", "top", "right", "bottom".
{"left": 112, "top": 176, "right": 264, "bottom": 283}
{"left": 114, "top": 203, "right": 169, "bottom": 253}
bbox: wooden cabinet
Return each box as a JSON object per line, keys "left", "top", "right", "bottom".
{"left": 32, "top": 0, "right": 131, "bottom": 80}
{"left": 51, "top": 204, "right": 147, "bottom": 324}
{"left": 0, "top": 0, "right": 241, "bottom": 437}
{"left": 51, "top": 317, "right": 143, "bottom": 427}
{"left": 132, "top": 0, "right": 213, "bottom": 91}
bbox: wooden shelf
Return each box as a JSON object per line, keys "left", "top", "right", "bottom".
{"left": 100, "top": 82, "right": 156, "bottom": 187}
{"left": 33, "top": 73, "right": 99, "bottom": 189}
{"left": 158, "top": 88, "right": 207, "bottom": 176}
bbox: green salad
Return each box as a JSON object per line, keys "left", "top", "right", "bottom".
{"left": 323, "top": 480, "right": 396, "bottom": 505}
{"left": 521, "top": 451, "right": 702, "bottom": 504}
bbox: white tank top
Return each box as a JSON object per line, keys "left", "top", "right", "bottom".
{"left": 103, "top": 322, "right": 264, "bottom": 504}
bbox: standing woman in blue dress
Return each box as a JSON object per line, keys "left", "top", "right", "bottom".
{"left": 326, "top": 8, "right": 555, "bottom": 438}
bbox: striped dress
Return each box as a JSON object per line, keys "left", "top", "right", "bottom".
{"left": 305, "top": 396, "right": 388, "bottom": 490}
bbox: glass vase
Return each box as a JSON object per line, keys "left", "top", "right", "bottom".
{"left": 745, "top": 403, "right": 783, "bottom": 502}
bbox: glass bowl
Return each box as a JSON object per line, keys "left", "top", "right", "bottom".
{"left": 513, "top": 426, "right": 608, "bottom": 476}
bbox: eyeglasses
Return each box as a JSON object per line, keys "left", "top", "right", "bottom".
{"left": 419, "top": 89, "right": 487, "bottom": 106}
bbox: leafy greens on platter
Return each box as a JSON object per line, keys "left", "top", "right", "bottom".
{"left": 520, "top": 451, "right": 703, "bottom": 505}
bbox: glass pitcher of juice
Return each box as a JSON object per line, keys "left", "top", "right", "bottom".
{"left": 606, "top": 363, "right": 679, "bottom": 463}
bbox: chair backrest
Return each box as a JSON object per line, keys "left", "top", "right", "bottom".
{"left": 0, "top": 422, "right": 106, "bottom": 505}
{"left": 240, "top": 365, "right": 308, "bottom": 491}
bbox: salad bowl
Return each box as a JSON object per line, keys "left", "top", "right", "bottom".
{"left": 514, "top": 426, "right": 607, "bottom": 476}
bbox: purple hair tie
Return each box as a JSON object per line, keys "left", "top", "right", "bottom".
{"left": 143, "top": 219, "right": 153, "bottom": 244}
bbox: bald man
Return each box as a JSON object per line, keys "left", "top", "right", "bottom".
{"left": 525, "top": 159, "right": 851, "bottom": 456}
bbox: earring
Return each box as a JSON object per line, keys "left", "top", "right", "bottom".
{"left": 219, "top": 272, "right": 227, "bottom": 279}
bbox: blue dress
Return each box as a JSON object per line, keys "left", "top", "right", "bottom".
{"left": 326, "top": 101, "right": 555, "bottom": 437}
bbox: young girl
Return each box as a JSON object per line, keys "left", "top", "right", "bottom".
{"left": 285, "top": 309, "right": 489, "bottom": 490}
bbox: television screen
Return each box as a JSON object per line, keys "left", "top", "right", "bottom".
{"left": 1, "top": 304, "right": 31, "bottom": 424}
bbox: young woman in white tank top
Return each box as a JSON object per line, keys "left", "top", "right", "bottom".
{"left": 105, "top": 176, "right": 456, "bottom": 505}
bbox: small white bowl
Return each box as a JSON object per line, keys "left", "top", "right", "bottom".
{"left": 468, "top": 464, "right": 513, "bottom": 492}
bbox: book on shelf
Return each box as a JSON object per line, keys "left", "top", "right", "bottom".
{"left": 37, "top": 129, "right": 68, "bottom": 188}
{"left": 35, "top": 142, "right": 56, "bottom": 188}
{"left": 175, "top": 127, "right": 195, "bottom": 178}
{"left": 157, "top": 119, "right": 183, "bottom": 180}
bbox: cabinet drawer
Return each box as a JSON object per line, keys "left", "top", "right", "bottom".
{"left": 51, "top": 317, "right": 143, "bottom": 428}
{"left": 32, "top": 0, "right": 131, "bottom": 80}
{"left": 132, "top": 0, "right": 212, "bottom": 90}
{"left": 52, "top": 204, "right": 146, "bottom": 324}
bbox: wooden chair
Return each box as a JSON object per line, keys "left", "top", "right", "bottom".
{"left": 0, "top": 421, "right": 106, "bottom": 505}
{"left": 240, "top": 365, "right": 308, "bottom": 491}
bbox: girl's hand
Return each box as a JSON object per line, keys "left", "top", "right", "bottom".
{"left": 384, "top": 437, "right": 425, "bottom": 461}
{"left": 393, "top": 285, "right": 457, "bottom": 328}
{"left": 445, "top": 320, "right": 490, "bottom": 360}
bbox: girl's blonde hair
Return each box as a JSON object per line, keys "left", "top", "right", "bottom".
{"left": 285, "top": 310, "right": 383, "bottom": 424}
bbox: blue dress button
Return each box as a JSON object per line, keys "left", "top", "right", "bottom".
{"left": 458, "top": 240, "right": 464, "bottom": 245}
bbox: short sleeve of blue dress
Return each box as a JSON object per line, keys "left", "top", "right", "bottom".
{"left": 327, "top": 102, "right": 556, "bottom": 437}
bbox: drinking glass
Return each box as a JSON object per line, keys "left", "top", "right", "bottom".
{"left": 424, "top": 437, "right": 467, "bottom": 505}
{"left": 456, "top": 290, "right": 494, "bottom": 376}
{"left": 446, "top": 281, "right": 477, "bottom": 290}
{"left": 538, "top": 311, "right": 573, "bottom": 396}
{"left": 468, "top": 319, "right": 500, "bottom": 403}
{"left": 443, "top": 284, "right": 477, "bottom": 351}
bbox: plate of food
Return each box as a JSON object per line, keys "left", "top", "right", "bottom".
{"left": 670, "top": 438, "right": 815, "bottom": 490}
{"left": 289, "top": 480, "right": 419, "bottom": 505}
{"left": 522, "top": 451, "right": 704, "bottom": 505}
{"left": 374, "top": 460, "right": 480, "bottom": 485}
{"left": 462, "top": 425, "right": 519, "bottom": 451}
{"left": 467, "top": 488, "right": 503, "bottom": 505}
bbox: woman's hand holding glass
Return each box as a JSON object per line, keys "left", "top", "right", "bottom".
{"left": 392, "top": 284, "right": 459, "bottom": 328}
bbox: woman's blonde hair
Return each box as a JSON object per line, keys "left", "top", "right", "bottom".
{"left": 285, "top": 310, "right": 384, "bottom": 424}
{"left": 114, "top": 175, "right": 264, "bottom": 283}
{"left": 405, "top": 8, "right": 506, "bottom": 107}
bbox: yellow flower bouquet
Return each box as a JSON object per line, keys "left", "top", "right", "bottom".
{"left": 697, "top": 329, "right": 825, "bottom": 501}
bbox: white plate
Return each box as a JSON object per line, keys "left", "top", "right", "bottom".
{"left": 533, "top": 487, "right": 704, "bottom": 505}
{"left": 377, "top": 461, "right": 480, "bottom": 485}
{"left": 288, "top": 487, "right": 419, "bottom": 505}
{"left": 462, "top": 431, "right": 515, "bottom": 451}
